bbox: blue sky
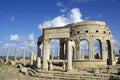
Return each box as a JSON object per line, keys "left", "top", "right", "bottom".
{"left": 0, "top": 0, "right": 120, "bottom": 56}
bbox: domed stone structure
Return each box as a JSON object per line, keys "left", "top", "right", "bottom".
{"left": 37, "top": 21, "right": 115, "bottom": 71}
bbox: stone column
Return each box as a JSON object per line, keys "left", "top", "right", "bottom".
{"left": 88, "top": 40, "right": 94, "bottom": 60}
{"left": 57, "top": 48, "right": 60, "bottom": 60}
{"left": 73, "top": 47, "right": 76, "bottom": 60}
{"left": 67, "top": 40, "right": 72, "bottom": 71}
{"left": 5, "top": 47, "right": 10, "bottom": 63}
{"left": 42, "top": 39, "right": 50, "bottom": 71}
{"left": 23, "top": 48, "right": 26, "bottom": 61}
{"left": 101, "top": 42, "right": 106, "bottom": 60}
{"left": 51, "top": 50, "right": 54, "bottom": 60}
{"left": 110, "top": 43, "right": 114, "bottom": 61}
{"left": 37, "top": 43, "right": 41, "bottom": 58}
{"left": 37, "top": 57, "right": 41, "bottom": 69}
{"left": 33, "top": 54, "right": 37, "bottom": 62}
{"left": 30, "top": 52, "right": 34, "bottom": 65}
{"left": 14, "top": 48, "right": 17, "bottom": 61}
{"left": 76, "top": 43, "right": 80, "bottom": 60}
{"left": 60, "top": 39, "right": 65, "bottom": 59}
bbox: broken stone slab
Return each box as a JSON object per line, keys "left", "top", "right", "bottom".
{"left": 20, "top": 67, "right": 28, "bottom": 75}
{"left": 9, "top": 61, "right": 16, "bottom": 66}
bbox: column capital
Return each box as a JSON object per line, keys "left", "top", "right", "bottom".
{"left": 66, "top": 37, "right": 73, "bottom": 41}
{"left": 43, "top": 39, "right": 50, "bottom": 45}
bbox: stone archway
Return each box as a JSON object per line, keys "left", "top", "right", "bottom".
{"left": 80, "top": 40, "right": 89, "bottom": 59}
{"left": 94, "top": 39, "right": 102, "bottom": 59}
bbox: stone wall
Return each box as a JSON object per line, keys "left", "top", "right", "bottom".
{"left": 72, "top": 60, "right": 107, "bottom": 69}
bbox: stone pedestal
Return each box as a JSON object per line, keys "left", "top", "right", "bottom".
{"left": 37, "top": 57, "right": 41, "bottom": 69}
{"left": 63, "top": 62, "right": 66, "bottom": 71}
{"left": 99, "top": 68, "right": 102, "bottom": 74}
{"left": 107, "top": 68, "right": 110, "bottom": 74}
{"left": 49, "top": 62, "right": 53, "bottom": 71}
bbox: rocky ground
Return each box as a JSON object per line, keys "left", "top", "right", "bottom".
{"left": 0, "top": 58, "right": 120, "bottom": 80}
{"left": 0, "top": 63, "right": 41, "bottom": 80}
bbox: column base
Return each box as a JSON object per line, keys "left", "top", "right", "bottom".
{"left": 42, "top": 68, "right": 48, "bottom": 71}
{"left": 67, "top": 69, "right": 73, "bottom": 72}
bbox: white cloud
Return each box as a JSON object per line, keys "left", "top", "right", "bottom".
{"left": 56, "top": 1, "right": 67, "bottom": 13}
{"left": 96, "top": 13, "right": 103, "bottom": 19}
{"left": 112, "top": 0, "right": 118, "bottom": 2}
{"left": 28, "top": 33, "right": 34, "bottom": 41}
{"left": 70, "top": 8, "right": 83, "bottom": 23}
{"left": 56, "top": 1, "right": 64, "bottom": 7}
{"left": 10, "top": 16, "right": 15, "bottom": 22}
{"left": 26, "top": 33, "right": 37, "bottom": 49}
{"left": 10, "top": 34, "right": 19, "bottom": 42}
{"left": 4, "top": 43, "right": 14, "bottom": 48}
{"left": 112, "top": 39, "right": 120, "bottom": 49}
{"left": 28, "top": 41, "right": 36, "bottom": 49}
{"left": 38, "top": 8, "right": 83, "bottom": 30}
{"left": 84, "top": 16, "right": 91, "bottom": 20}
{"left": 4, "top": 43, "right": 11, "bottom": 47}
{"left": 60, "top": 8, "right": 67, "bottom": 13}
{"left": 71, "top": 0, "right": 101, "bottom": 3}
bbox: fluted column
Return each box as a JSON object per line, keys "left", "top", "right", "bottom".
{"left": 67, "top": 39, "right": 72, "bottom": 71}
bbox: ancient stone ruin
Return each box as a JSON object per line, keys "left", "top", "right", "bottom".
{"left": 37, "top": 21, "right": 115, "bottom": 71}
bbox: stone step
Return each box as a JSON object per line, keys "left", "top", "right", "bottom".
{"left": 29, "top": 68, "right": 37, "bottom": 74}
{"left": 28, "top": 69, "right": 120, "bottom": 80}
